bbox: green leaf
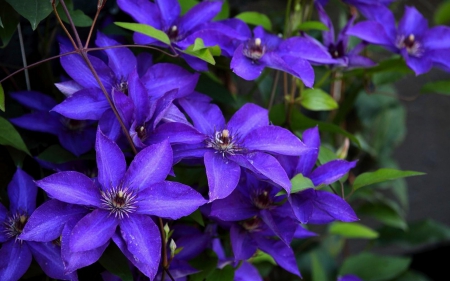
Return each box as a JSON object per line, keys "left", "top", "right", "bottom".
{"left": 434, "top": 1, "right": 450, "bottom": 25}
{"left": 235, "top": 12, "right": 272, "bottom": 31}
{"left": 0, "top": 83, "right": 4, "bottom": 111}
{"left": 394, "top": 270, "right": 433, "bottom": 281}
{"left": 318, "top": 145, "right": 338, "bottom": 165}
{"left": 178, "top": 0, "right": 198, "bottom": 15}
{"left": 5, "top": 0, "right": 53, "bottom": 30}
{"left": 188, "top": 209, "right": 204, "bottom": 227}
{"left": 269, "top": 103, "right": 286, "bottom": 126}
{"left": 311, "top": 252, "right": 329, "bottom": 281}
{"left": 251, "top": 250, "right": 276, "bottom": 265}
{"left": 329, "top": 222, "right": 379, "bottom": 239}
{"left": 189, "top": 250, "right": 219, "bottom": 281}
{"left": 182, "top": 38, "right": 217, "bottom": 65}
{"left": 353, "top": 168, "right": 425, "bottom": 190}
{"left": 299, "top": 89, "right": 338, "bottom": 111}
{"left": 37, "top": 145, "right": 76, "bottom": 164}
{"left": 56, "top": 0, "right": 92, "bottom": 27}
{"left": 0, "top": 0, "right": 19, "bottom": 48}
{"left": 0, "top": 116, "right": 30, "bottom": 155}
{"left": 291, "top": 173, "right": 314, "bottom": 193}
{"left": 115, "top": 22, "right": 170, "bottom": 45}
{"left": 208, "top": 265, "right": 234, "bottom": 281}
{"left": 296, "top": 21, "right": 328, "bottom": 31}
{"left": 358, "top": 203, "right": 407, "bottom": 230}
{"left": 339, "top": 253, "right": 411, "bottom": 281}
{"left": 421, "top": 80, "right": 450, "bottom": 95}
{"left": 99, "top": 244, "right": 133, "bottom": 281}
{"left": 214, "top": 0, "right": 229, "bottom": 21}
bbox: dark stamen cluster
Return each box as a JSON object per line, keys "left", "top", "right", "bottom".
{"left": 167, "top": 25, "right": 180, "bottom": 42}
{"left": 136, "top": 125, "right": 147, "bottom": 140}
{"left": 101, "top": 185, "right": 137, "bottom": 219}
{"left": 396, "top": 34, "right": 423, "bottom": 57}
{"left": 3, "top": 211, "right": 28, "bottom": 241}
{"left": 243, "top": 38, "right": 266, "bottom": 61}
{"left": 115, "top": 77, "right": 128, "bottom": 95}
{"left": 241, "top": 216, "right": 262, "bottom": 232}
{"left": 206, "top": 129, "right": 242, "bottom": 157}
{"left": 251, "top": 188, "right": 273, "bottom": 209}
{"left": 61, "top": 117, "right": 86, "bottom": 131}
{"left": 328, "top": 41, "right": 345, "bottom": 59}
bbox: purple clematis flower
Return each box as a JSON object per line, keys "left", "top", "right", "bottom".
{"left": 175, "top": 99, "right": 311, "bottom": 201}
{"left": 316, "top": 3, "right": 375, "bottom": 69}
{"left": 117, "top": 0, "right": 222, "bottom": 71}
{"left": 0, "top": 169, "right": 77, "bottom": 281}
{"left": 35, "top": 129, "right": 206, "bottom": 279}
{"left": 9, "top": 91, "right": 95, "bottom": 156}
{"left": 279, "top": 126, "right": 358, "bottom": 224}
{"left": 347, "top": 5, "right": 450, "bottom": 75}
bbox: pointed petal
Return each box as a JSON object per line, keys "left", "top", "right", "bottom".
{"left": 210, "top": 189, "right": 257, "bottom": 221}
{"left": 235, "top": 261, "right": 263, "bottom": 281}
{"left": 117, "top": 0, "right": 161, "bottom": 27}
{"left": 146, "top": 122, "right": 205, "bottom": 145}
{"left": 178, "top": 97, "right": 225, "bottom": 135}
{"left": 404, "top": 51, "right": 432, "bottom": 75}
{"left": 36, "top": 171, "right": 102, "bottom": 207}
{"left": 243, "top": 126, "right": 310, "bottom": 156}
{"left": 0, "top": 204, "right": 8, "bottom": 243}
{"left": 122, "top": 141, "right": 172, "bottom": 190}
{"left": 310, "top": 190, "right": 358, "bottom": 223}
{"left": 8, "top": 168, "right": 37, "bottom": 213}
{"left": 10, "top": 112, "right": 61, "bottom": 134}
{"left": 55, "top": 81, "right": 83, "bottom": 97}
{"left": 279, "top": 36, "right": 335, "bottom": 65}
{"left": 228, "top": 103, "right": 268, "bottom": 139}
{"left": 230, "top": 224, "right": 257, "bottom": 260}
{"left": 28, "top": 241, "right": 72, "bottom": 280}
{"left": 205, "top": 151, "right": 241, "bottom": 201}
{"left": 309, "top": 160, "right": 357, "bottom": 186}
{"left": 112, "top": 89, "right": 133, "bottom": 128}
{"left": 52, "top": 88, "right": 109, "bottom": 120}
{"left": 136, "top": 181, "right": 206, "bottom": 218}
{"left": 296, "top": 126, "right": 320, "bottom": 176}
{"left": 346, "top": 21, "right": 394, "bottom": 46}
{"left": 136, "top": 52, "right": 153, "bottom": 77}
{"left": 120, "top": 214, "right": 161, "bottom": 279}
{"left": 58, "top": 126, "right": 96, "bottom": 157}
{"left": 70, "top": 209, "right": 118, "bottom": 252}
{"left": 21, "top": 200, "right": 88, "bottom": 242}
{"left": 10, "top": 91, "right": 57, "bottom": 111}
{"left": 95, "top": 32, "right": 137, "bottom": 79}
{"left": 277, "top": 55, "right": 315, "bottom": 88}
{"left": 99, "top": 109, "right": 122, "bottom": 142}
{"left": 398, "top": 6, "right": 428, "bottom": 37}
{"left": 96, "top": 129, "right": 127, "bottom": 190}
{"left": 0, "top": 240, "right": 32, "bottom": 281}
{"left": 423, "top": 26, "right": 450, "bottom": 49}
{"left": 357, "top": 3, "right": 397, "bottom": 41}
{"left": 128, "top": 70, "right": 150, "bottom": 125}
{"left": 289, "top": 188, "right": 314, "bottom": 224}
{"left": 246, "top": 152, "right": 292, "bottom": 193}
{"left": 155, "top": 0, "right": 180, "bottom": 27}
{"left": 178, "top": 1, "right": 222, "bottom": 33}
{"left": 231, "top": 44, "right": 265, "bottom": 80}
{"left": 316, "top": 3, "right": 334, "bottom": 47}
{"left": 172, "top": 143, "right": 210, "bottom": 164}
{"left": 293, "top": 225, "right": 317, "bottom": 239}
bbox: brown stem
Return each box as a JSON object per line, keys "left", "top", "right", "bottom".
{"left": 267, "top": 70, "right": 280, "bottom": 111}
{"left": 52, "top": 0, "right": 77, "bottom": 49}
{"left": 84, "top": 0, "right": 107, "bottom": 48}
{"left": 59, "top": 0, "right": 83, "bottom": 49}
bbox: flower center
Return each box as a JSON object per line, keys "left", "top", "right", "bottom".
{"left": 241, "top": 216, "right": 262, "bottom": 232}
{"left": 328, "top": 41, "right": 345, "bottom": 59}
{"left": 167, "top": 25, "right": 179, "bottom": 42}
{"left": 135, "top": 125, "right": 147, "bottom": 140}
{"left": 251, "top": 188, "right": 273, "bottom": 209}
{"left": 396, "top": 34, "right": 423, "bottom": 57}
{"left": 60, "top": 117, "right": 86, "bottom": 131}
{"left": 3, "top": 212, "right": 28, "bottom": 240}
{"left": 206, "top": 129, "right": 242, "bottom": 156}
{"left": 115, "top": 77, "right": 128, "bottom": 95}
{"left": 101, "top": 186, "right": 137, "bottom": 219}
{"left": 243, "top": 38, "right": 266, "bottom": 61}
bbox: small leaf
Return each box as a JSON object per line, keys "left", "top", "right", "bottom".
{"left": 353, "top": 168, "right": 425, "bottom": 190}
{"left": 291, "top": 173, "right": 314, "bottom": 193}
{"left": 115, "top": 22, "right": 170, "bottom": 45}
{"left": 5, "top": 0, "right": 53, "bottom": 30}
{"left": 339, "top": 253, "right": 411, "bottom": 281}
{"left": 214, "top": 0, "right": 229, "bottom": 21}
{"left": 311, "top": 252, "right": 329, "bottom": 281}
{"left": 269, "top": 103, "right": 286, "bottom": 126}
{"left": 188, "top": 209, "right": 204, "bottom": 227}
{"left": 421, "top": 80, "right": 450, "bottom": 95}
{"left": 358, "top": 203, "right": 407, "bottom": 230}
{"left": 56, "top": 0, "right": 93, "bottom": 27}
{"left": 297, "top": 21, "right": 328, "bottom": 31}
{"left": 318, "top": 145, "right": 338, "bottom": 165}
{"left": 0, "top": 83, "right": 4, "bottom": 111}
{"left": 208, "top": 265, "right": 234, "bottom": 281}
{"left": 189, "top": 250, "right": 219, "bottom": 281}
{"left": 329, "top": 222, "right": 379, "bottom": 239}
{"left": 182, "top": 38, "right": 217, "bottom": 65}
{"left": 0, "top": 116, "right": 30, "bottom": 155}
{"left": 299, "top": 89, "right": 338, "bottom": 111}
{"left": 0, "top": 0, "right": 19, "bottom": 48}
{"left": 37, "top": 144, "right": 76, "bottom": 164}
{"left": 434, "top": 1, "right": 450, "bottom": 25}
{"left": 178, "top": 0, "right": 198, "bottom": 15}
{"left": 235, "top": 11, "right": 272, "bottom": 31}
{"left": 251, "top": 250, "right": 276, "bottom": 265}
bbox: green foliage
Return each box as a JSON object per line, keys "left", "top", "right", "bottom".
{"left": 56, "top": 0, "right": 92, "bottom": 27}
{"left": 182, "top": 38, "right": 219, "bottom": 65}
{"left": 188, "top": 209, "right": 205, "bottom": 227}
{"left": 5, "top": 0, "right": 53, "bottom": 30}
{"left": 36, "top": 145, "right": 75, "bottom": 164}
{"left": 207, "top": 265, "right": 234, "bottom": 281}
{"left": 421, "top": 80, "right": 450, "bottom": 95}
{"left": 353, "top": 168, "right": 425, "bottom": 190}
{"left": 115, "top": 22, "right": 171, "bottom": 45}
{"left": 311, "top": 252, "right": 329, "bottom": 281}
{"left": 329, "top": 222, "right": 379, "bottom": 239}
{"left": 290, "top": 173, "right": 314, "bottom": 193}
{"left": 340, "top": 253, "right": 411, "bottom": 281}
{"left": 358, "top": 202, "right": 407, "bottom": 230}
{"left": 0, "top": 0, "right": 19, "bottom": 48}
{"left": 296, "top": 21, "right": 328, "bottom": 32}
{"left": 235, "top": 12, "right": 272, "bottom": 31}
{"left": 269, "top": 103, "right": 286, "bottom": 126}
{"left": 214, "top": 0, "right": 229, "bottom": 21}
{"left": 299, "top": 88, "right": 338, "bottom": 111}
{"left": 99, "top": 244, "right": 133, "bottom": 281}
{"left": 318, "top": 145, "right": 338, "bottom": 164}
{"left": 0, "top": 116, "right": 30, "bottom": 155}
{"left": 189, "top": 250, "right": 220, "bottom": 281}
{"left": 434, "top": 1, "right": 450, "bottom": 25}
{"left": 0, "top": 83, "right": 4, "bottom": 111}
{"left": 178, "top": 0, "right": 198, "bottom": 15}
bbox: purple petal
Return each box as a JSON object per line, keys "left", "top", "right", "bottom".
{"left": 95, "top": 32, "right": 137, "bottom": 79}
{"left": 309, "top": 160, "right": 357, "bottom": 186}
{"left": 54, "top": 81, "right": 83, "bottom": 97}
{"left": 70, "top": 209, "right": 118, "bottom": 252}
{"left": 117, "top": 0, "right": 161, "bottom": 27}
{"left": 10, "top": 91, "right": 57, "bottom": 111}
{"left": 99, "top": 109, "right": 122, "bottom": 142}
{"left": 278, "top": 36, "right": 335, "bottom": 65}
{"left": 28, "top": 241, "right": 75, "bottom": 280}
{"left": 60, "top": 44, "right": 114, "bottom": 90}
{"left": 245, "top": 152, "right": 292, "bottom": 193}
{"left": 316, "top": 3, "right": 334, "bottom": 47}
{"left": 210, "top": 189, "right": 257, "bottom": 221}
{"left": 136, "top": 52, "right": 153, "bottom": 77}
{"left": 128, "top": 70, "right": 150, "bottom": 125}
{"left": 254, "top": 236, "right": 301, "bottom": 277}
{"left": 0, "top": 204, "right": 7, "bottom": 242}
{"left": 423, "top": 26, "right": 450, "bottom": 49}
{"left": 289, "top": 188, "right": 314, "bottom": 224}
{"left": 205, "top": 151, "right": 241, "bottom": 201}
{"left": 155, "top": 0, "right": 180, "bottom": 27}
{"left": 183, "top": 53, "right": 209, "bottom": 71}
{"left": 278, "top": 55, "right": 315, "bottom": 88}
{"left": 296, "top": 126, "right": 320, "bottom": 176}
{"left": 293, "top": 225, "right": 317, "bottom": 239}
{"left": 120, "top": 214, "right": 161, "bottom": 279}
{"left": 312, "top": 190, "right": 358, "bottom": 223}
{"left": 122, "top": 140, "right": 172, "bottom": 190}
{"left": 404, "top": 51, "right": 432, "bottom": 75}
{"left": 0, "top": 240, "right": 32, "bottom": 281}
{"left": 235, "top": 261, "right": 263, "bottom": 281}
{"left": 228, "top": 103, "right": 268, "bottom": 139}
{"left": 178, "top": 97, "right": 225, "bottom": 135}
{"left": 172, "top": 143, "right": 211, "bottom": 164}
{"left": 52, "top": 88, "right": 109, "bottom": 120}
{"left": 243, "top": 126, "right": 310, "bottom": 156}
{"left": 398, "top": 6, "right": 428, "bottom": 38}
{"left": 146, "top": 122, "right": 206, "bottom": 145}
{"left": 348, "top": 54, "right": 376, "bottom": 68}
{"left": 21, "top": 200, "right": 88, "bottom": 242}
{"left": 231, "top": 44, "right": 266, "bottom": 80}
{"left": 338, "top": 274, "right": 363, "bottom": 281}
{"left": 112, "top": 89, "right": 133, "bottom": 128}
{"left": 253, "top": 26, "right": 282, "bottom": 50}
{"left": 230, "top": 224, "right": 257, "bottom": 260}
{"left": 62, "top": 218, "right": 109, "bottom": 273}
{"left": 96, "top": 129, "right": 127, "bottom": 190}
{"left": 178, "top": 1, "right": 222, "bottom": 34}
{"left": 58, "top": 126, "right": 96, "bottom": 157}
{"left": 136, "top": 181, "right": 206, "bottom": 219}
{"left": 346, "top": 21, "right": 394, "bottom": 46}
{"left": 37, "top": 171, "right": 102, "bottom": 207}
{"left": 8, "top": 168, "right": 37, "bottom": 213}
{"left": 10, "top": 112, "right": 62, "bottom": 134}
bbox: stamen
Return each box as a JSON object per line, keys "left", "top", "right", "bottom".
{"left": 255, "top": 38, "right": 262, "bottom": 47}
{"left": 3, "top": 211, "right": 29, "bottom": 241}
{"left": 243, "top": 38, "right": 267, "bottom": 61}
{"left": 206, "top": 128, "right": 243, "bottom": 157}
{"left": 101, "top": 185, "right": 137, "bottom": 219}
